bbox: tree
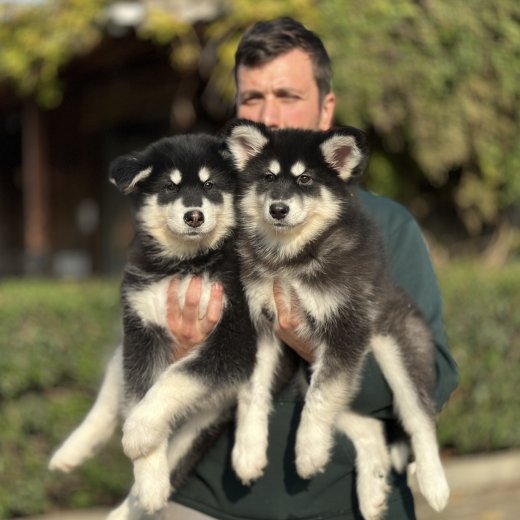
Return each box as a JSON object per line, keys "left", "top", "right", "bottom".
{"left": 319, "top": 0, "right": 520, "bottom": 257}
{"left": 0, "top": 0, "right": 106, "bottom": 107}
{"left": 0, "top": 0, "right": 319, "bottom": 107}
{"left": 2, "top": 0, "right": 518, "bottom": 259}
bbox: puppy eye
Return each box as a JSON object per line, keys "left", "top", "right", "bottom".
{"left": 203, "top": 180, "right": 214, "bottom": 191}
{"left": 265, "top": 173, "right": 276, "bottom": 183}
{"left": 298, "top": 174, "right": 312, "bottom": 185}
{"left": 164, "top": 182, "right": 178, "bottom": 192}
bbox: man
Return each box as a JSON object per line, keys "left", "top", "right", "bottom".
{"left": 164, "top": 17, "right": 458, "bottom": 520}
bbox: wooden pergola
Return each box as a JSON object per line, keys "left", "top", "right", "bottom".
{"left": 21, "top": 101, "right": 51, "bottom": 273}
{"left": 0, "top": 0, "right": 234, "bottom": 276}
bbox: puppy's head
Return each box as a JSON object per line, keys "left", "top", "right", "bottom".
{"left": 225, "top": 120, "right": 368, "bottom": 251}
{"left": 109, "top": 134, "right": 235, "bottom": 258}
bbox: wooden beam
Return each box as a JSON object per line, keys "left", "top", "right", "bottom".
{"left": 21, "top": 100, "right": 51, "bottom": 274}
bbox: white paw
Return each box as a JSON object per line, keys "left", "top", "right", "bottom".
{"left": 49, "top": 439, "right": 91, "bottom": 472}
{"left": 295, "top": 434, "right": 331, "bottom": 479}
{"left": 415, "top": 457, "right": 450, "bottom": 512}
{"left": 295, "top": 422, "right": 333, "bottom": 479}
{"left": 122, "top": 406, "right": 167, "bottom": 460}
{"left": 132, "top": 447, "right": 171, "bottom": 514}
{"left": 134, "top": 475, "right": 170, "bottom": 515}
{"left": 232, "top": 439, "right": 268, "bottom": 485}
{"left": 357, "top": 464, "right": 390, "bottom": 520}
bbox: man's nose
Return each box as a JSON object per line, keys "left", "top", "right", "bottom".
{"left": 260, "top": 99, "right": 280, "bottom": 128}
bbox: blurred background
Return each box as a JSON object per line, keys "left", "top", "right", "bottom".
{"left": 0, "top": 0, "right": 518, "bottom": 518}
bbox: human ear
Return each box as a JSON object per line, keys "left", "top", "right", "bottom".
{"left": 318, "top": 92, "right": 336, "bottom": 131}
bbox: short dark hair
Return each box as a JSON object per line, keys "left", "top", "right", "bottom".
{"left": 234, "top": 17, "right": 332, "bottom": 101}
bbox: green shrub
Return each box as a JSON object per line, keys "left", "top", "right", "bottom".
{"left": 436, "top": 262, "right": 520, "bottom": 454}
{"left": 0, "top": 279, "right": 131, "bottom": 518}
{"left": 0, "top": 264, "right": 519, "bottom": 517}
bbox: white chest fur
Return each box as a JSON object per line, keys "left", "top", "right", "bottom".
{"left": 124, "top": 273, "right": 221, "bottom": 329}
{"left": 245, "top": 271, "right": 342, "bottom": 332}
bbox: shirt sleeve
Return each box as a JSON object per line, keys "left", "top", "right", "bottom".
{"left": 351, "top": 190, "right": 458, "bottom": 418}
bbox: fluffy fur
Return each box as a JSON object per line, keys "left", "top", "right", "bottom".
{"left": 50, "top": 134, "right": 260, "bottom": 519}
{"left": 226, "top": 120, "right": 450, "bottom": 519}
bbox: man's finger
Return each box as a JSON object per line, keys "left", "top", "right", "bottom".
{"left": 204, "top": 283, "right": 224, "bottom": 328}
{"left": 273, "top": 279, "right": 290, "bottom": 322}
{"left": 167, "top": 278, "right": 181, "bottom": 326}
{"left": 182, "top": 276, "right": 202, "bottom": 322}
{"left": 288, "top": 288, "right": 301, "bottom": 328}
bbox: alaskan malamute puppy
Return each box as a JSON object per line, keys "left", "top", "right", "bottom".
{"left": 226, "top": 120, "right": 450, "bottom": 519}
{"left": 50, "top": 134, "right": 258, "bottom": 519}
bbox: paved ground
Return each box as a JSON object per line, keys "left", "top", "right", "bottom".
{"left": 412, "top": 449, "right": 520, "bottom": 520}
{"left": 17, "top": 450, "right": 520, "bottom": 520}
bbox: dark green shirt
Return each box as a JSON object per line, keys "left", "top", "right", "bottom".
{"left": 172, "top": 190, "right": 458, "bottom": 520}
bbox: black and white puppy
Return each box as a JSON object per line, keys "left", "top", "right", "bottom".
{"left": 226, "top": 120, "right": 450, "bottom": 519}
{"left": 50, "top": 133, "right": 258, "bottom": 519}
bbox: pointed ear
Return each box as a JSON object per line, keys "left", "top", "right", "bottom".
{"left": 320, "top": 127, "right": 368, "bottom": 181}
{"left": 225, "top": 120, "right": 269, "bottom": 171}
{"left": 108, "top": 154, "right": 152, "bottom": 194}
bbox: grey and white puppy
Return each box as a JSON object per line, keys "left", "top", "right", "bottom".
{"left": 225, "top": 120, "right": 449, "bottom": 519}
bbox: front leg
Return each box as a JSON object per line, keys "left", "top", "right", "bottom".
{"left": 131, "top": 440, "right": 171, "bottom": 514}
{"left": 110, "top": 409, "right": 226, "bottom": 519}
{"left": 295, "top": 372, "right": 349, "bottom": 478}
{"left": 122, "top": 368, "right": 207, "bottom": 460}
{"left": 295, "top": 343, "right": 365, "bottom": 479}
{"left": 232, "top": 333, "right": 282, "bottom": 485}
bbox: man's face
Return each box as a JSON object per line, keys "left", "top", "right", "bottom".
{"left": 236, "top": 48, "right": 335, "bottom": 131}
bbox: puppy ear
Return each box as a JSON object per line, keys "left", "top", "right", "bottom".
{"left": 225, "top": 120, "right": 269, "bottom": 171}
{"left": 320, "top": 127, "right": 368, "bottom": 181}
{"left": 109, "top": 155, "right": 152, "bottom": 194}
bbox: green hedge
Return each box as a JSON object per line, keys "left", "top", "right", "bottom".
{"left": 0, "top": 279, "right": 130, "bottom": 518}
{"left": 436, "top": 262, "right": 520, "bottom": 454}
{"left": 0, "top": 264, "right": 519, "bottom": 517}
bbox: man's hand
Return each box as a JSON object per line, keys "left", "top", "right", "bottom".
{"left": 273, "top": 280, "right": 315, "bottom": 364}
{"left": 167, "top": 276, "right": 223, "bottom": 361}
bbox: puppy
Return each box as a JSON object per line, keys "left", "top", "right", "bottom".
{"left": 225, "top": 120, "right": 450, "bottom": 519}
{"left": 50, "top": 133, "right": 258, "bottom": 519}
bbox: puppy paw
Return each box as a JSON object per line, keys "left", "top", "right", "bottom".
{"left": 415, "top": 457, "right": 450, "bottom": 512}
{"left": 134, "top": 476, "right": 170, "bottom": 515}
{"left": 132, "top": 447, "right": 170, "bottom": 514}
{"left": 357, "top": 464, "right": 390, "bottom": 520}
{"left": 232, "top": 440, "right": 268, "bottom": 485}
{"left": 295, "top": 427, "right": 331, "bottom": 479}
{"left": 49, "top": 439, "right": 92, "bottom": 472}
{"left": 295, "top": 449, "right": 330, "bottom": 479}
{"left": 122, "top": 406, "right": 167, "bottom": 460}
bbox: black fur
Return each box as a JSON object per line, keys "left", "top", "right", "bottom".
{"left": 226, "top": 120, "right": 446, "bottom": 505}
{"left": 109, "top": 134, "right": 258, "bottom": 404}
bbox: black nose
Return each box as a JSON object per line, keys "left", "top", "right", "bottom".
{"left": 269, "top": 202, "right": 289, "bottom": 220}
{"left": 184, "top": 210, "right": 204, "bottom": 228}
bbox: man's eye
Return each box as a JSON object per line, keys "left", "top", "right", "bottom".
{"left": 164, "top": 182, "right": 178, "bottom": 192}
{"left": 279, "top": 93, "right": 300, "bottom": 103}
{"left": 265, "top": 173, "right": 276, "bottom": 182}
{"left": 203, "top": 180, "right": 214, "bottom": 191}
{"left": 298, "top": 174, "right": 312, "bottom": 185}
{"left": 241, "top": 96, "right": 260, "bottom": 106}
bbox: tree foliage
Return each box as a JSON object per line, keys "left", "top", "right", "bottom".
{"left": 136, "top": 0, "right": 320, "bottom": 114}
{"left": 0, "top": 0, "right": 106, "bottom": 107}
{"left": 321, "top": 0, "right": 520, "bottom": 236}
{"left": 1, "top": 0, "right": 519, "bottom": 246}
